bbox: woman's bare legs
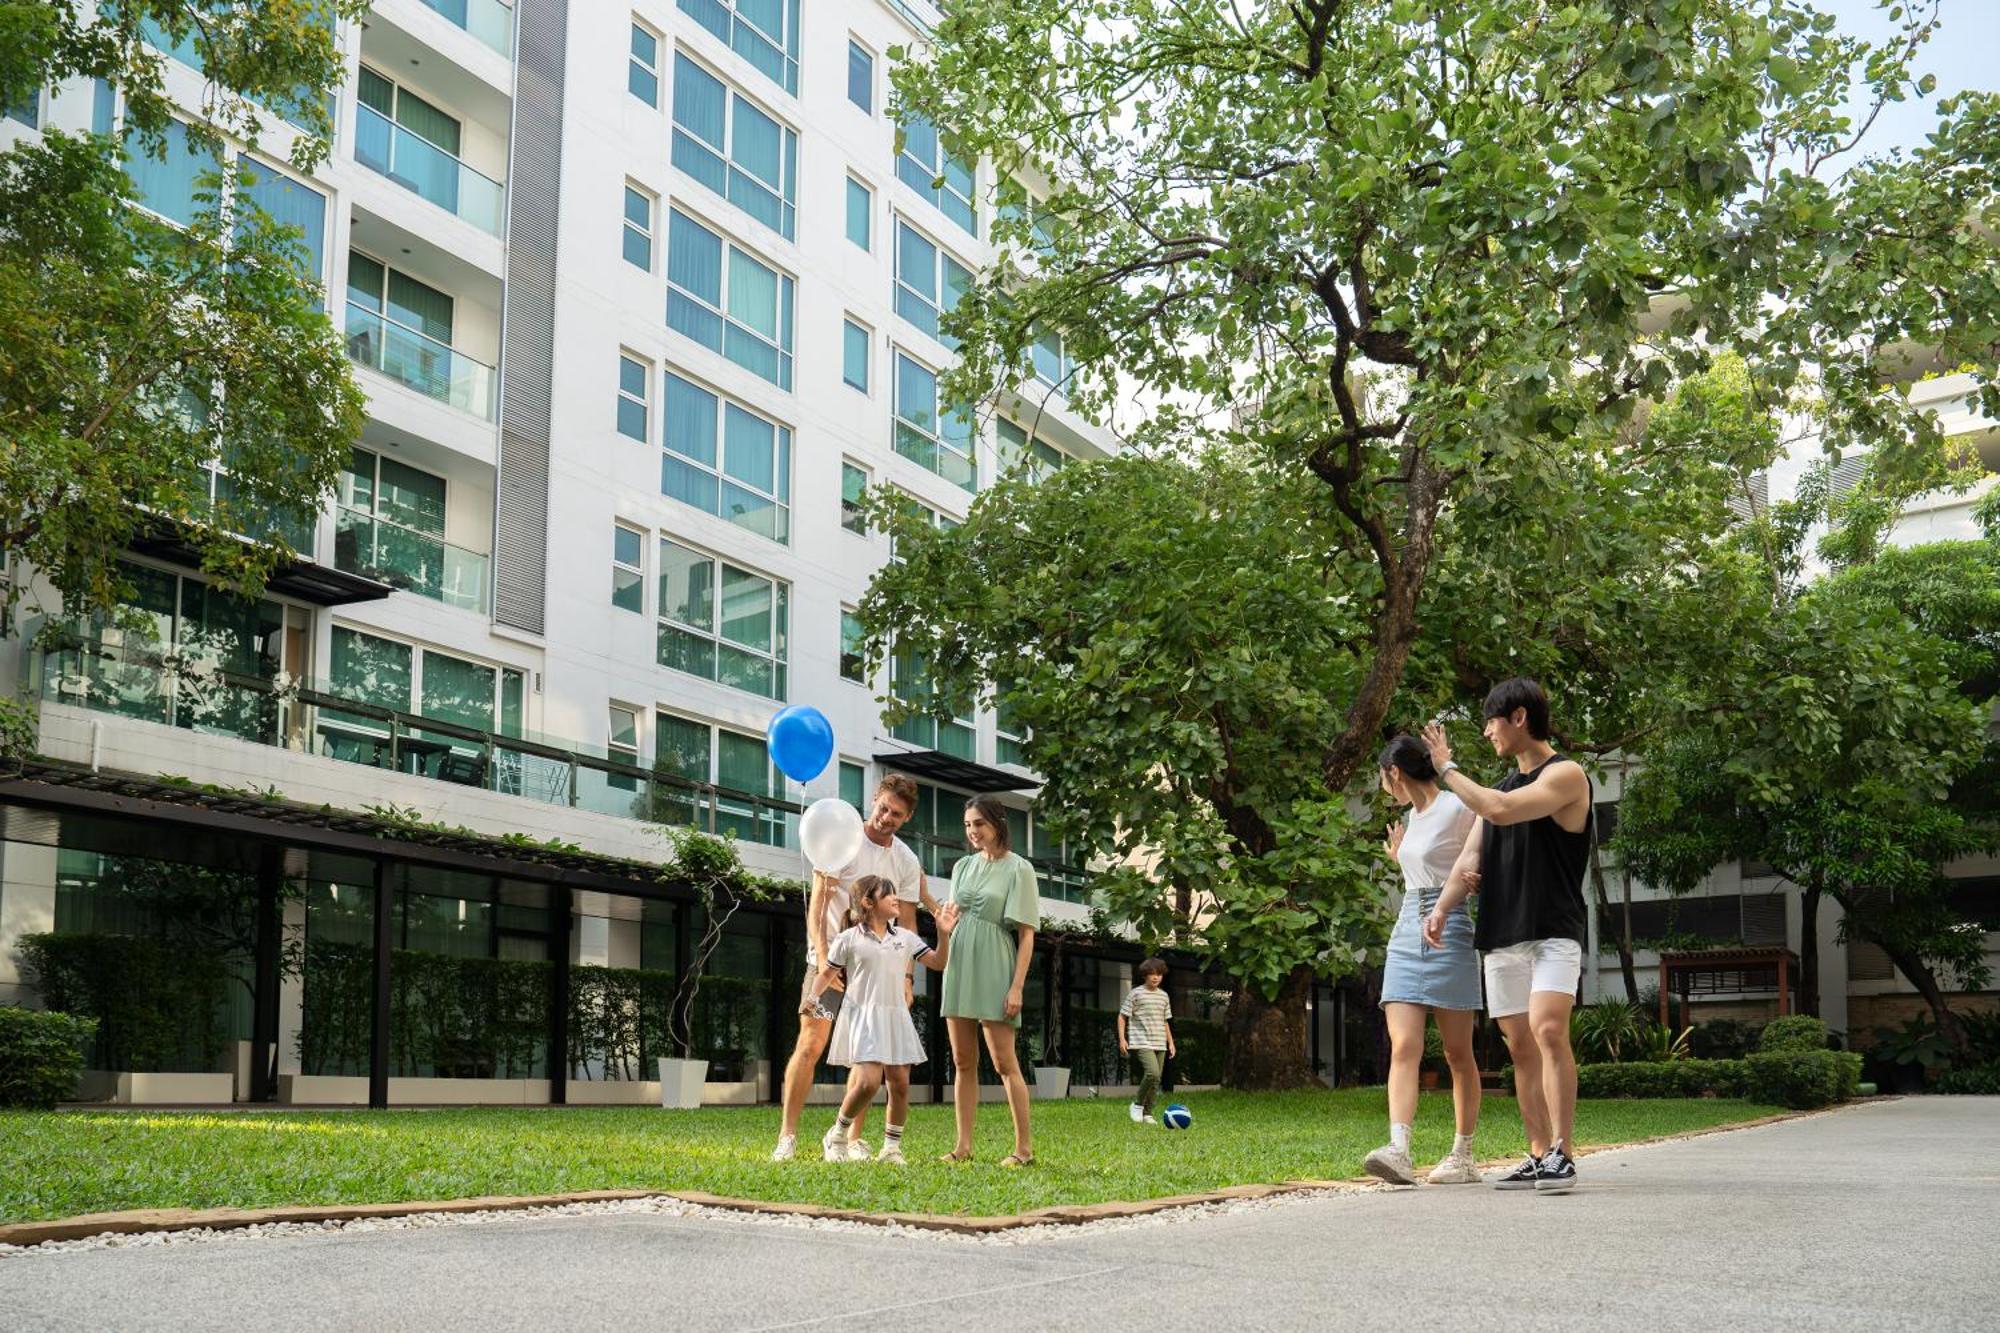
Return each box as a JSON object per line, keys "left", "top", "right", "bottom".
{"left": 981, "top": 1020, "right": 1033, "bottom": 1160}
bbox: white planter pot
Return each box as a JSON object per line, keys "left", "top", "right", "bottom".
{"left": 1032, "top": 1066, "right": 1071, "bottom": 1101}
{"left": 657, "top": 1057, "right": 709, "bottom": 1109}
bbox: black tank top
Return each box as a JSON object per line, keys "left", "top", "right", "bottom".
{"left": 1473, "top": 754, "right": 1593, "bottom": 951}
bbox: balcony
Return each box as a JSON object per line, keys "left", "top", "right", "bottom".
{"left": 354, "top": 103, "right": 504, "bottom": 236}
{"left": 344, "top": 301, "right": 497, "bottom": 421}
{"left": 34, "top": 635, "right": 800, "bottom": 848}
{"left": 419, "top": 0, "right": 514, "bottom": 59}
{"left": 333, "top": 505, "right": 489, "bottom": 612}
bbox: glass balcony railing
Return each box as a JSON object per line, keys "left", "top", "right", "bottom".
{"left": 344, "top": 302, "right": 497, "bottom": 421}
{"left": 333, "top": 506, "right": 489, "bottom": 612}
{"left": 353, "top": 103, "right": 505, "bottom": 235}
{"left": 421, "top": 0, "right": 515, "bottom": 59}
{"left": 34, "top": 634, "right": 803, "bottom": 847}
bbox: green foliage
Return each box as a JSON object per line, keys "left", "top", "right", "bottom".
{"left": 1933, "top": 1063, "right": 2000, "bottom": 1095}
{"left": 1688, "top": 1019, "right": 1763, "bottom": 1060}
{"left": 0, "top": 1007, "right": 98, "bottom": 1109}
{"left": 1758, "top": 1014, "right": 1830, "bottom": 1054}
{"left": 1064, "top": 1008, "right": 1224, "bottom": 1087}
{"left": 1865, "top": 1014, "right": 1956, "bottom": 1072}
{"left": 1636, "top": 1023, "right": 1695, "bottom": 1063}
{"left": 1, "top": 3, "right": 369, "bottom": 619}
{"left": 18, "top": 933, "right": 228, "bottom": 1072}
{"left": 1577, "top": 1059, "right": 1752, "bottom": 1100}
{"left": 1571, "top": 1000, "right": 1647, "bottom": 1064}
{"left": 1743, "top": 1050, "right": 1862, "bottom": 1109}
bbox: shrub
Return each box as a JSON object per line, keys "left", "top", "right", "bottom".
{"left": 18, "top": 932, "right": 230, "bottom": 1072}
{"left": 1571, "top": 1000, "right": 1645, "bottom": 1063}
{"left": 1577, "top": 1059, "right": 1749, "bottom": 1099}
{"left": 1757, "top": 1015, "right": 1829, "bottom": 1054}
{"left": 1743, "top": 1049, "right": 1862, "bottom": 1108}
{"left": 1934, "top": 1062, "right": 2000, "bottom": 1095}
{"left": 0, "top": 1007, "right": 99, "bottom": 1109}
{"left": 1688, "top": 1019, "right": 1761, "bottom": 1060}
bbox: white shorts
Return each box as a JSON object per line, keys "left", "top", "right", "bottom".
{"left": 1482, "top": 938, "right": 1583, "bottom": 1018}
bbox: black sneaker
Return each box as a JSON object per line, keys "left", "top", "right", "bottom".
{"left": 1494, "top": 1154, "right": 1542, "bottom": 1190}
{"left": 1536, "top": 1144, "right": 1578, "bottom": 1193}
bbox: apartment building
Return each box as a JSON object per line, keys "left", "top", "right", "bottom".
{"left": 0, "top": 0, "right": 1130, "bottom": 1105}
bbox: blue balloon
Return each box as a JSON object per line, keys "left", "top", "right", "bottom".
{"left": 767, "top": 706, "right": 835, "bottom": 784}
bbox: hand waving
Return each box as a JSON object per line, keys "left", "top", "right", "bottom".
{"left": 936, "top": 901, "right": 960, "bottom": 934}
{"left": 1385, "top": 820, "right": 1405, "bottom": 860}
{"left": 1422, "top": 722, "right": 1454, "bottom": 774}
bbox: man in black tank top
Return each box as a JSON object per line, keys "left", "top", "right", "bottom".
{"left": 1420, "top": 679, "right": 1593, "bottom": 1194}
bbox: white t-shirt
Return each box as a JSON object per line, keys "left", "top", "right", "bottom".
{"left": 809, "top": 834, "right": 925, "bottom": 965}
{"left": 825, "top": 923, "right": 931, "bottom": 1009}
{"left": 1395, "top": 790, "right": 1476, "bottom": 895}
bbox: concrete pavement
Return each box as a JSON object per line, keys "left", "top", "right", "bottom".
{"left": 2, "top": 1096, "right": 1995, "bottom": 1331}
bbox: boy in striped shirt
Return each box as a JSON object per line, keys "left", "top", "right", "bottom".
{"left": 1118, "top": 958, "right": 1176, "bottom": 1124}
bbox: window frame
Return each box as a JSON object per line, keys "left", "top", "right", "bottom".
{"left": 845, "top": 174, "right": 873, "bottom": 252}
{"left": 840, "top": 460, "right": 870, "bottom": 536}
{"left": 622, "top": 181, "right": 656, "bottom": 271}
{"left": 669, "top": 48, "right": 800, "bottom": 240}
{"left": 893, "top": 218, "right": 972, "bottom": 349}
{"left": 629, "top": 20, "right": 662, "bottom": 107}
{"left": 612, "top": 521, "right": 646, "bottom": 614}
{"left": 896, "top": 111, "right": 977, "bottom": 237}
{"left": 653, "top": 706, "right": 790, "bottom": 845}
{"left": 846, "top": 38, "right": 874, "bottom": 114}
{"left": 617, "top": 351, "right": 651, "bottom": 442}
{"left": 839, "top": 607, "right": 867, "bottom": 684}
{"left": 655, "top": 536, "right": 790, "bottom": 701}
{"left": 665, "top": 206, "right": 796, "bottom": 391}
{"left": 842, "top": 317, "right": 872, "bottom": 393}
{"left": 892, "top": 350, "right": 977, "bottom": 494}
{"left": 660, "top": 369, "right": 794, "bottom": 545}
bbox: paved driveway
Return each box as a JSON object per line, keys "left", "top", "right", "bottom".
{"left": 3, "top": 1096, "right": 1995, "bottom": 1332}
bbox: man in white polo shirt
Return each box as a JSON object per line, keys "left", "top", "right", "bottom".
{"left": 772, "top": 772, "right": 934, "bottom": 1162}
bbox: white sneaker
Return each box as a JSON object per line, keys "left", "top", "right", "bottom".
{"left": 1143, "top": 1114, "right": 1157, "bottom": 1125}
{"left": 844, "top": 1136, "right": 873, "bottom": 1162}
{"left": 822, "top": 1126, "right": 850, "bottom": 1162}
{"left": 875, "top": 1143, "right": 906, "bottom": 1165}
{"left": 1363, "top": 1143, "right": 1418, "bottom": 1186}
{"left": 1129, "top": 1102, "right": 1145, "bottom": 1123}
{"left": 1426, "top": 1149, "right": 1482, "bottom": 1185}
{"left": 771, "top": 1135, "right": 797, "bottom": 1162}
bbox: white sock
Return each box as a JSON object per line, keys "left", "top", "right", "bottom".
{"left": 883, "top": 1122, "right": 904, "bottom": 1147}
{"left": 1453, "top": 1133, "right": 1475, "bottom": 1156}
{"left": 1389, "top": 1122, "right": 1411, "bottom": 1153}
{"left": 832, "top": 1113, "right": 854, "bottom": 1136}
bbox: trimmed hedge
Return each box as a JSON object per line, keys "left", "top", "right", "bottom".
{"left": 1577, "top": 1059, "right": 1750, "bottom": 1099}
{"left": 1935, "top": 1061, "right": 2000, "bottom": 1095}
{"left": 1744, "top": 1049, "right": 1861, "bottom": 1108}
{"left": 17, "top": 932, "right": 230, "bottom": 1073}
{"left": 0, "top": 1007, "right": 99, "bottom": 1109}
{"left": 1577, "top": 1050, "right": 1860, "bottom": 1108}
{"left": 1757, "top": 1015, "right": 1830, "bottom": 1054}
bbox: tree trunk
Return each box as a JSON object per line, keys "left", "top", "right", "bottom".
{"left": 1798, "top": 880, "right": 1822, "bottom": 1019}
{"left": 1222, "top": 965, "right": 1316, "bottom": 1089}
{"left": 1618, "top": 861, "right": 1639, "bottom": 1003}
{"left": 1589, "top": 844, "right": 1639, "bottom": 1002}
{"left": 1847, "top": 916, "right": 1969, "bottom": 1054}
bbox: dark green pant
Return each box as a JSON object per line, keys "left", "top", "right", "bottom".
{"left": 1132, "top": 1047, "right": 1165, "bottom": 1112}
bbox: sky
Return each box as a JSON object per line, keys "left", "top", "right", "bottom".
{"left": 1816, "top": 0, "right": 1999, "bottom": 157}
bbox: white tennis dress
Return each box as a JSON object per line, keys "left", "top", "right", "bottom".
{"left": 824, "top": 922, "right": 930, "bottom": 1067}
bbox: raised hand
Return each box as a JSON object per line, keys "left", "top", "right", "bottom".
{"left": 936, "top": 901, "right": 961, "bottom": 934}
{"left": 1422, "top": 722, "right": 1454, "bottom": 773}
{"left": 1385, "top": 820, "right": 1405, "bottom": 860}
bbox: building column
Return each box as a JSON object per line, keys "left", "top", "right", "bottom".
{"left": 275, "top": 894, "right": 307, "bottom": 1078}
{"left": 548, "top": 886, "right": 572, "bottom": 1104}
{"left": 368, "top": 858, "right": 394, "bottom": 1110}
{"left": 248, "top": 846, "right": 284, "bottom": 1103}
{"left": 0, "top": 840, "right": 57, "bottom": 1009}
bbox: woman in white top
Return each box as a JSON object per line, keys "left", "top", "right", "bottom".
{"left": 810, "top": 876, "right": 959, "bottom": 1165}
{"left": 1364, "top": 735, "right": 1485, "bottom": 1187}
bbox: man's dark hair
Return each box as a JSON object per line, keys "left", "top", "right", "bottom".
{"left": 1482, "top": 677, "right": 1551, "bottom": 740}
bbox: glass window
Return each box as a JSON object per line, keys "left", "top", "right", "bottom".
{"left": 889, "top": 645, "right": 975, "bottom": 760}
{"left": 839, "top": 760, "right": 866, "bottom": 814}
{"left": 123, "top": 120, "right": 217, "bottom": 227}
{"left": 612, "top": 523, "right": 645, "bottom": 613}
{"left": 842, "top": 319, "right": 870, "bottom": 392}
{"left": 996, "top": 690, "right": 1028, "bottom": 767}
{"left": 667, "top": 209, "right": 794, "bottom": 390}
{"left": 845, "top": 176, "right": 871, "bottom": 251}
{"left": 657, "top": 540, "right": 788, "bottom": 700}
{"left": 896, "top": 110, "right": 976, "bottom": 237}
{"left": 1033, "top": 325, "right": 1074, "bottom": 389}
{"left": 841, "top": 461, "right": 868, "bottom": 535}
{"left": 607, "top": 705, "right": 641, "bottom": 792}
{"left": 653, "top": 710, "right": 786, "bottom": 845}
{"left": 630, "top": 21, "right": 660, "bottom": 106}
{"left": 662, "top": 372, "right": 791, "bottom": 543}
{"left": 677, "top": 0, "right": 800, "bottom": 95}
{"left": 894, "top": 221, "right": 972, "bottom": 348}
{"left": 623, "top": 184, "right": 654, "bottom": 270}
{"left": 671, "top": 52, "right": 798, "bottom": 239}
{"left": 237, "top": 159, "right": 328, "bottom": 286}
{"left": 840, "top": 609, "right": 866, "bottom": 683}
{"left": 997, "top": 418, "right": 1067, "bottom": 480}
{"left": 893, "top": 353, "right": 977, "bottom": 493}
{"left": 847, "top": 40, "right": 873, "bottom": 113}
{"left": 617, "top": 353, "right": 649, "bottom": 441}
{"left": 5, "top": 88, "right": 41, "bottom": 128}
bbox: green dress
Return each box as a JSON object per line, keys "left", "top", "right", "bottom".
{"left": 939, "top": 851, "right": 1040, "bottom": 1026}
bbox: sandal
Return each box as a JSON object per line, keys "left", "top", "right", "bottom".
{"left": 998, "top": 1152, "right": 1036, "bottom": 1168}
{"left": 939, "top": 1148, "right": 974, "bottom": 1163}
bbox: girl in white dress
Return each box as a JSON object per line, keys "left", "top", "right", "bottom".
{"left": 811, "top": 876, "right": 959, "bottom": 1164}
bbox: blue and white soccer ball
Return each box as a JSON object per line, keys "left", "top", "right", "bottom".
{"left": 1161, "top": 1103, "right": 1192, "bottom": 1130}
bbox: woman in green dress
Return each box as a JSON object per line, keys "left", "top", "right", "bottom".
{"left": 938, "top": 794, "right": 1040, "bottom": 1166}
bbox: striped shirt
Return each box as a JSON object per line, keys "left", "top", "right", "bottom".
{"left": 1119, "top": 985, "right": 1173, "bottom": 1050}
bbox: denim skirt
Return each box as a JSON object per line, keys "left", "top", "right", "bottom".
{"left": 1380, "top": 886, "right": 1482, "bottom": 1011}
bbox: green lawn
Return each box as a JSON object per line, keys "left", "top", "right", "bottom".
{"left": 0, "top": 1090, "right": 1782, "bottom": 1224}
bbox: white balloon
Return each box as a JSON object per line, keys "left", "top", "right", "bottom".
{"left": 799, "top": 797, "right": 865, "bottom": 872}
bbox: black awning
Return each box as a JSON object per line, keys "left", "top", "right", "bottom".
{"left": 127, "top": 524, "right": 393, "bottom": 607}
{"left": 871, "top": 748, "right": 1039, "bottom": 793}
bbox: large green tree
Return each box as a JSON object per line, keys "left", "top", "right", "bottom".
{"left": 875, "top": 0, "right": 1997, "bottom": 1080}
{"left": 0, "top": 3, "right": 367, "bottom": 652}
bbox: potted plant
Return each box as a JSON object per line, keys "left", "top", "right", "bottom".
{"left": 655, "top": 827, "right": 775, "bottom": 1109}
